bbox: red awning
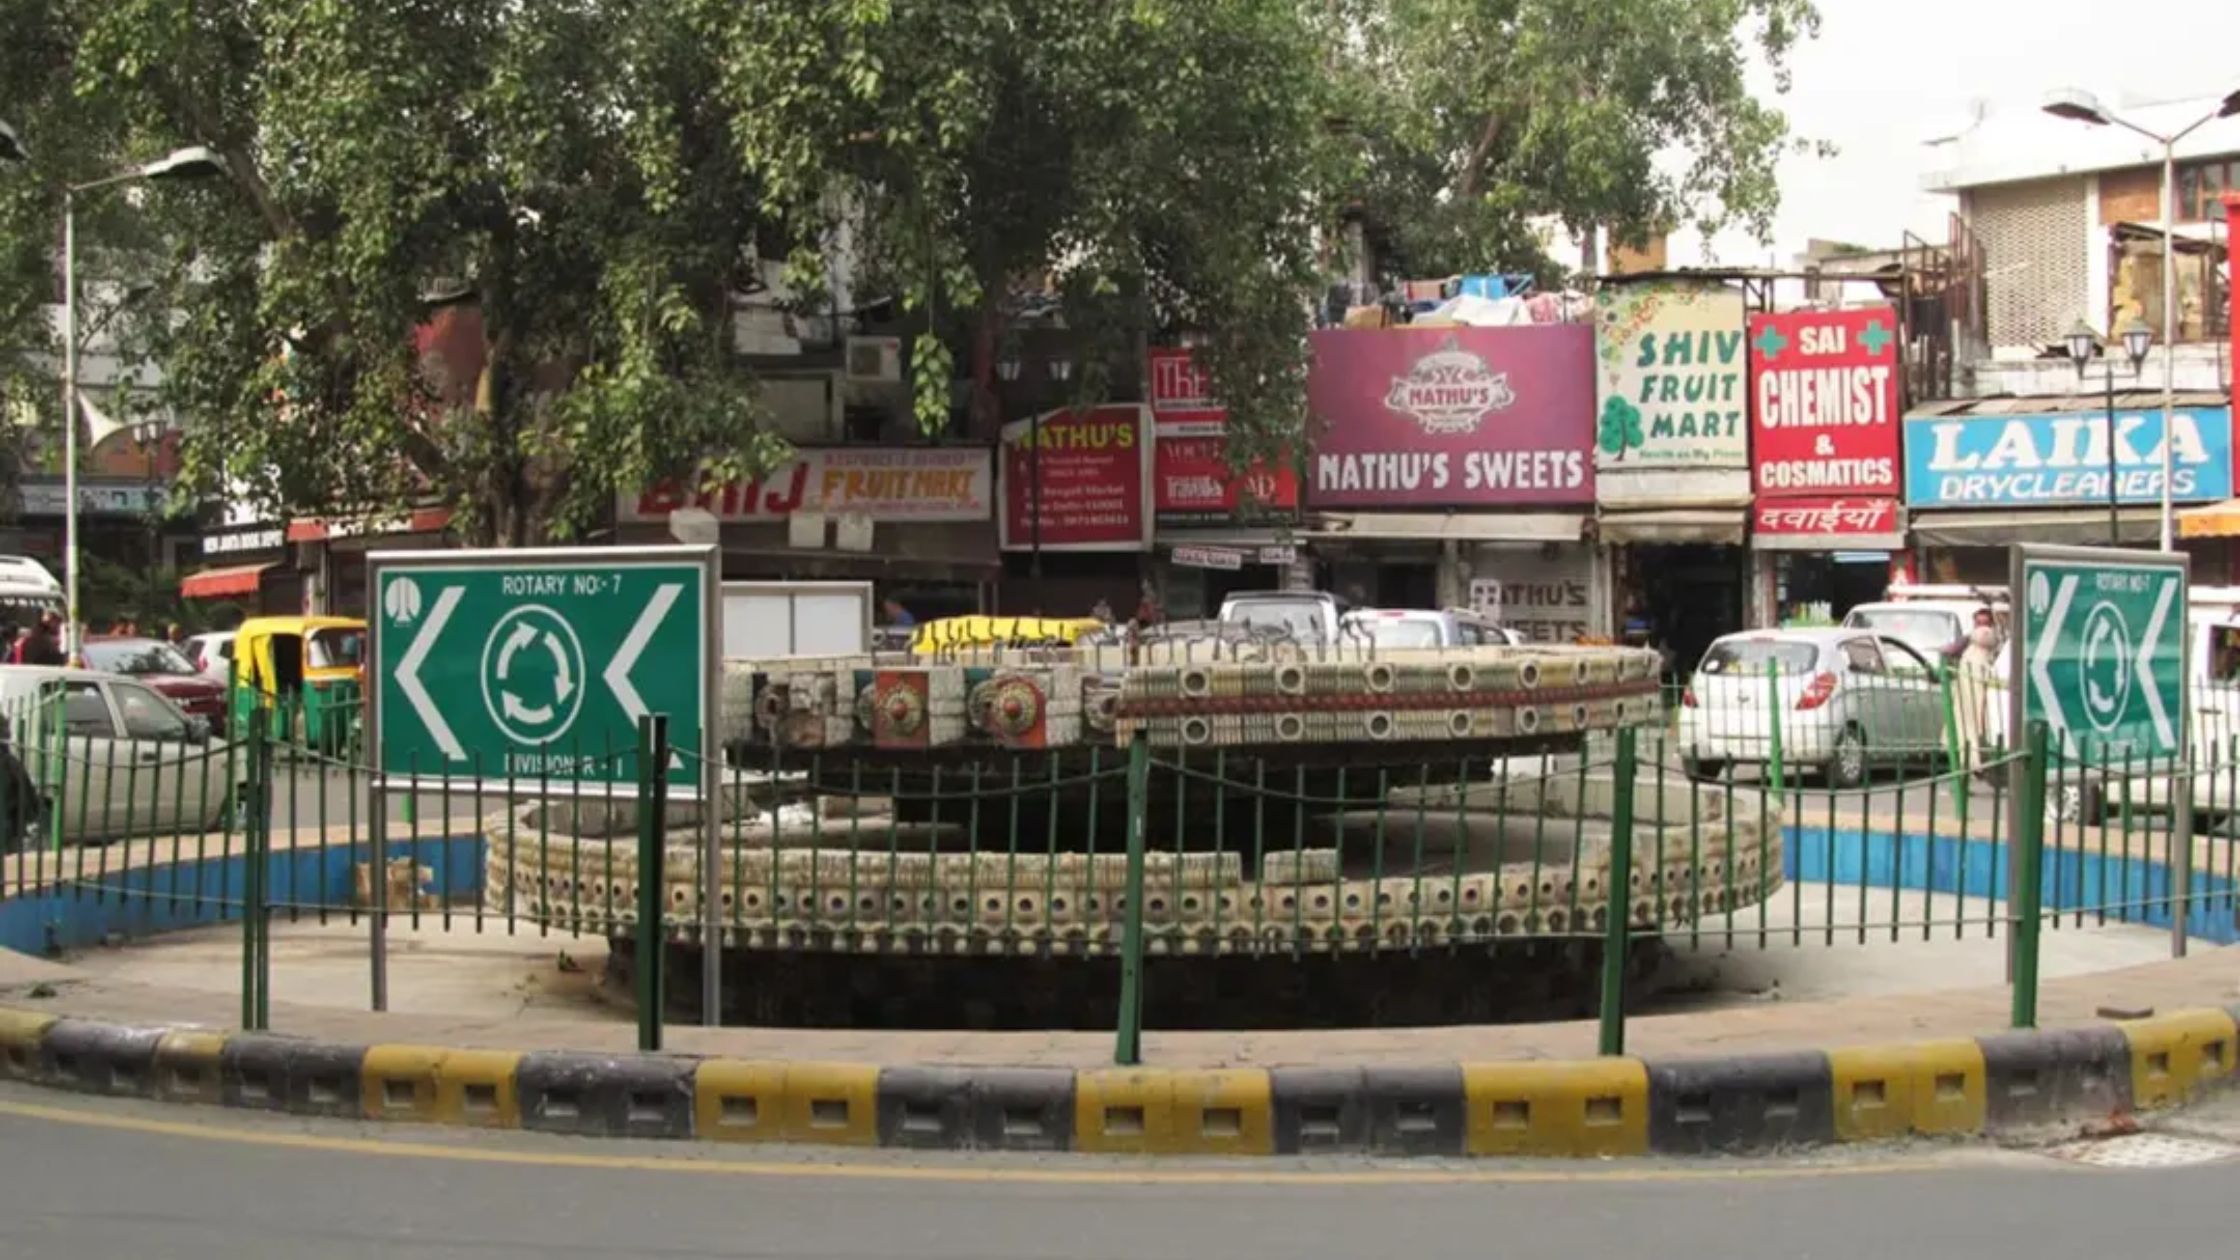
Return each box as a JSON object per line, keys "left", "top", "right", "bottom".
{"left": 180, "top": 563, "right": 274, "bottom": 599}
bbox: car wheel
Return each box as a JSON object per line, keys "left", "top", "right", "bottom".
{"left": 1828, "top": 726, "right": 1869, "bottom": 789}
{"left": 1682, "top": 755, "right": 1727, "bottom": 781}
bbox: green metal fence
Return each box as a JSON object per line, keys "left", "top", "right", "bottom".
{"left": 4, "top": 668, "right": 2235, "bottom": 1066}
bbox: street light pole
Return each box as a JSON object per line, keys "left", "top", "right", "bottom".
{"left": 2066, "top": 318, "right": 2154, "bottom": 547}
{"left": 56, "top": 145, "right": 225, "bottom": 657}
{"left": 2043, "top": 88, "right": 2240, "bottom": 553}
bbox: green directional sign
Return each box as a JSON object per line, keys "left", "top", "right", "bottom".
{"left": 2011, "top": 544, "right": 2187, "bottom": 762}
{"left": 368, "top": 546, "right": 716, "bottom": 791}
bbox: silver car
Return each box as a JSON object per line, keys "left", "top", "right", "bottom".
{"left": 0, "top": 665, "right": 237, "bottom": 843}
{"left": 1678, "top": 628, "right": 1947, "bottom": 787}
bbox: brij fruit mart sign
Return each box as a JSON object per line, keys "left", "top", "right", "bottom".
{"left": 1594, "top": 281, "right": 1747, "bottom": 469}
{"left": 999, "top": 404, "right": 1154, "bottom": 551}
{"left": 1304, "top": 325, "right": 1595, "bottom": 508}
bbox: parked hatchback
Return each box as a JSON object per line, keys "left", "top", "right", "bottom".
{"left": 0, "top": 665, "right": 236, "bottom": 843}
{"left": 81, "top": 637, "right": 228, "bottom": 725}
{"left": 1678, "top": 628, "right": 1946, "bottom": 787}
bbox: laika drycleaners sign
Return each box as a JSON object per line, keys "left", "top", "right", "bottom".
{"left": 1304, "top": 325, "right": 1594, "bottom": 508}
{"left": 1594, "top": 282, "right": 1747, "bottom": 469}
{"left": 1902, "top": 408, "right": 2234, "bottom": 508}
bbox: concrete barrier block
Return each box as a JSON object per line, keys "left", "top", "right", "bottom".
{"left": 779, "top": 1062, "right": 878, "bottom": 1146}
{"left": 1828, "top": 1040, "right": 1986, "bottom": 1140}
{"left": 0, "top": 1008, "right": 56, "bottom": 1082}
{"left": 966, "top": 1068, "right": 1074, "bottom": 1152}
{"left": 695, "top": 1060, "right": 786, "bottom": 1143}
{"left": 2119, "top": 1009, "right": 2237, "bottom": 1110}
{"left": 434, "top": 1049, "right": 523, "bottom": 1128}
{"left": 1461, "top": 1059, "right": 1649, "bottom": 1158}
{"left": 517, "top": 1051, "right": 695, "bottom": 1139}
{"left": 1646, "top": 1053, "right": 1835, "bottom": 1154}
{"left": 362, "top": 1044, "right": 444, "bottom": 1122}
{"left": 40, "top": 1020, "right": 163, "bottom": 1097}
{"left": 1362, "top": 1065, "right": 1464, "bottom": 1156}
{"left": 1977, "top": 1027, "right": 2133, "bottom": 1132}
{"left": 222, "top": 1035, "right": 367, "bottom": 1118}
{"left": 151, "top": 1031, "right": 227, "bottom": 1106}
{"left": 1169, "top": 1069, "right": 1274, "bottom": 1156}
{"left": 1270, "top": 1066, "right": 1369, "bottom": 1154}
{"left": 1074, "top": 1069, "right": 1179, "bottom": 1154}
{"left": 876, "top": 1066, "right": 974, "bottom": 1149}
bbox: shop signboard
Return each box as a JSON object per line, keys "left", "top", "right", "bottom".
{"left": 1750, "top": 497, "right": 1904, "bottom": 550}
{"left": 1169, "top": 544, "right": 1245, "bottom": 571}
{"left": 1147, "top": 346, "right": 1226, "bottom": 431}
{"left": 1594, "top": 282, "right": 1748, "bottom": 470}
{"left": 1902, "top": 407, "right": 2233, "bottom": 508}
{"left": 1467, "top": 550, "right": 1594, "bottom": 645}
{"left": 1749, "top": 306, "right": 1901, "bottom": 498}
{"left": 1305, "top": 325, "right": 1594, "bottom": 508}
{"left": 999, "top": 404, "right": 1154, "bottom": 552}
{"left": 624, "top": 447, "right": 993, "bottom": 524}
{"left": 1147, "top": 347, "right": 1296, "bottom": 522}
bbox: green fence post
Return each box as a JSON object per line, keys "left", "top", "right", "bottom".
{"left": 2011, "top": 720, "right": 2048, "bottom": 1030}
{"left": 1765, "top": 660, "right": 1785, "bottom": 798}
{"left": 1938, "top": 666, "right": 1969, "bottom": 824}
{"left": 239, "top": 714, "right": 270, "bottom": 1031}
{"left": 635, "top": 713, "right": 669, "bottom": 1053}
{"left": 1597, "top": 727, "right": 1639, "bottom": 1057}
{"left": 1114, "top": 737, "right": 1152, "bottom": 1066}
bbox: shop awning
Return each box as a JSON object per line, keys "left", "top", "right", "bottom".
{"left": 2179, "top": 500, "right": 2240, "bottom": 540}
{"left": 180, "top": 563, "right": 274, "bottom": 599}
{"left": 1909, "top": 507, "right": 2162, "bottom": 547}
{"left": 1305, "top": 512, "right": 1587, "bottom": 543}
{"left": 1596, "top": 509, "right": 1746, "bottom": 546}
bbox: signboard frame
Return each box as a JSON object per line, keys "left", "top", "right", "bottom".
{"left": 2006, "top": 542, "right": 2188, "bottom": 765}
{"left": 367, "top": 544, "right": 721, "bottom": 801}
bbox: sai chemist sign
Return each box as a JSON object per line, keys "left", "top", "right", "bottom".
{"left": 2010, "top": 544, "right": 2186, "bottom": 762}
{"left": 369, "top": 546, "right": 716, "bottom": 792}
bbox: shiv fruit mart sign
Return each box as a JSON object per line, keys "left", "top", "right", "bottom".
{"left": 1594, "top": 282, "right": 1748, "bottom": 470}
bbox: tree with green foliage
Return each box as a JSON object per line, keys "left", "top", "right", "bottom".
{"left": 1333, "top": 0, "right": 1822, "bottom": 282}
{"left": 3, "top": 0, "right": 794, "bottom": 546}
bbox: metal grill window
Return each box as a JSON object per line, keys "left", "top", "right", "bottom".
{"left": 1968, "top": 177, "right": 2089, "bottom": 351}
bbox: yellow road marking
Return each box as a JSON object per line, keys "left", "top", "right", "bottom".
{"left": 0, "top": 1097, "right": 1989, "bottom": 1186}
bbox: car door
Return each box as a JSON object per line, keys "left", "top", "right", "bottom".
{"left": 1876, "top": 637, "right": 1947, "bottom": 754}
{"left": 55, "top": 680, "right": 124, "bottom": 841}
{"left": 111, "top": 679, "right": 226, "bottom": 835}
{"left": 1836, "top": 638, "right": 1896, "bottom": 757}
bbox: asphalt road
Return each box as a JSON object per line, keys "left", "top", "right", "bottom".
{"left": 0, "top": 1082, "right": 2234, "bottom": 1260}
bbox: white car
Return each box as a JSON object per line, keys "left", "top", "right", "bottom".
{"left": 180, "top": 630, "right": 239, "bottom": 683}
{"left": 1678, "top": 628, "right": 1947, "bottom": 787}
{"left": 0, "top": 665, "right": 238, "bottom": 843}
{"left": 1842, "top": 598, "right": 2009, "bottom": 664}
{"left": 1339, "top": 608, "right": 1523, "bottom": 649}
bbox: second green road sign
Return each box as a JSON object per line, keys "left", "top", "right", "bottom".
{"left": 368, "top": 546, "right": 717, "bottom": 792}
{"left": 2009, "top": 544, "right": 2187, "bottom": 762}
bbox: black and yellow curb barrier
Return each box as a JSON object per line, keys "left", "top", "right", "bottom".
{"left": 2, "top": 1006, "right": 2235, "bottom": 1158}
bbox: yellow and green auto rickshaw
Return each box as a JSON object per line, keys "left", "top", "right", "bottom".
{"left": 907, "top": 615, "right": 1107, "bottom": 656}
{"left": 228, "top": 615, "right": 368, "bottom": 754}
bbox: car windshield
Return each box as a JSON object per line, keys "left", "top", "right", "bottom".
{"left": 1699, "top": 639, "right": 1819, "bottom": 676}
{"left": 1225, "top": 602, "right": 1320, "bottom": 643}
{"left": 1843, "top": 608, "right": 1960, "bottom": 651}
{"left": 83, "top": 639, "right": 198, "bottom": 677}
{"left": 1347, "top": 618, "right": 1442, "bottom": 649}
{"left": 309, "top": 628, "right": 365, "bottom": 669}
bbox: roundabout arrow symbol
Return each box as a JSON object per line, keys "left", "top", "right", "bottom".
{"left": 501, "top": 692, "right": 555, "bottom": 725}
{"left": 547, "top": 631, "right": 574, "bottom": 703}
{"left": 2138, "top": 575, "right": 2177, "bottom": 748}
{"left": 398, "top": 585, "right": 467, "bottom": 762}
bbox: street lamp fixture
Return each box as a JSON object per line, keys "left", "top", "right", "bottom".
{"left": 2064, "top": 320, "right": 2098, "bottom": 372}
{"left": 995, "top": 356, "right": 1023, "bottom": 383}
{"left": 2043, "top": 87, "right": 2235, "bottom": 552}
{"left": 0, "top": 121, "right": 26, "bottom": 165}
{"left": 61, "top": 144, "right": 225, "bottom": 656}
{"left": 2119, "top": 316, "right": 2154, "bottom": 369}
{"left": 2064, "top": 318, "right": 2155, "bottom": 546}
{"left": 1048, "top": 355, "right": 1075, "bottom": 383}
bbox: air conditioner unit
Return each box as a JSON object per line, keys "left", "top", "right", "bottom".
{"left": 845, "top": 336, "right": 903, "bottom": 383}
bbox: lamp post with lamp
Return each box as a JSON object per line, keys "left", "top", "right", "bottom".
{"left": 2063, "top": 317, "right": 2155, "bottom": 545}
{"left": 2043, "top": 87, "right": 2240, "bottom": 551}
{"left": 60, "top": 145, "right": 225, "bottom": 656}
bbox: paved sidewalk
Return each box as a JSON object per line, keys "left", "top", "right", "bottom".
{"left": 5, "top": 930, "right": 2234, "bottom": 1069}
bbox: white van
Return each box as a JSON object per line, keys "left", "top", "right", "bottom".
{"left": 1841, "top": 582, "right": 2010, "bottom": 662}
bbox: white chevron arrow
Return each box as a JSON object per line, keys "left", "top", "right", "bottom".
{"left": 605, "top": 582, "right": 684, "bottom": 771}
{"left": 2030, "top": 573, "right": 2075, "bottom": 741}
{"left": 2137, "top": 574, "right": 2177, "bottom": 749}
{"left": 398, "top": 585, "right": 466, "bottom": 762}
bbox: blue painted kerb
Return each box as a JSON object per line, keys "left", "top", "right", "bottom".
{"left": 0, "top": 835, "right": 485, "bottom": 956}
{"left": 1787, "top": 824, "right": 2240, "bottom": 946}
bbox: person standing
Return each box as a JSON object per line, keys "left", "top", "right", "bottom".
{"left": 1949, "top": 607, "right": 2002, "bottom": 776}
{"left": 880, "top": 597, "right": 916, "bottom": 630}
